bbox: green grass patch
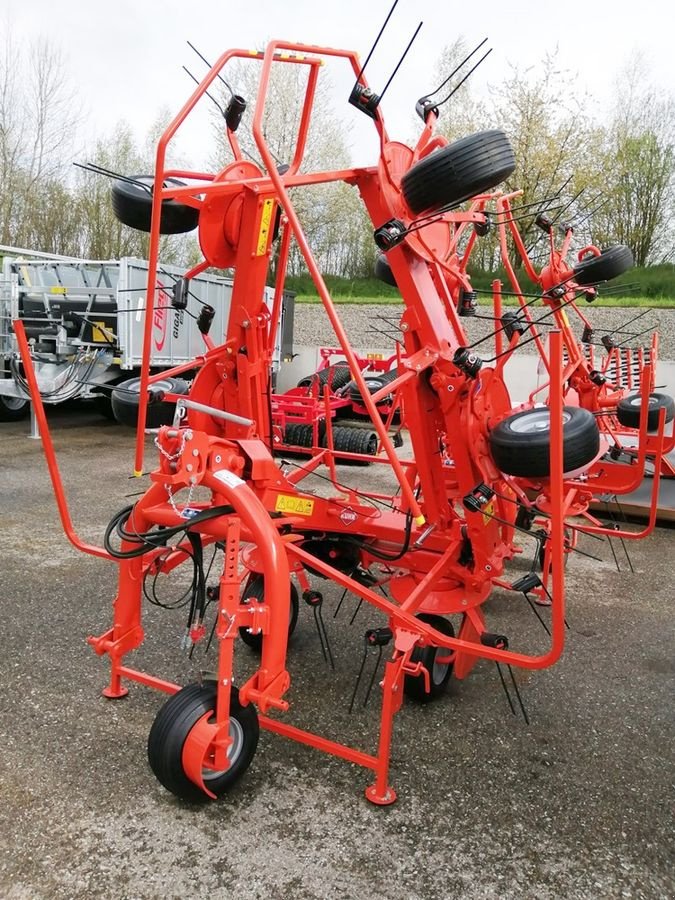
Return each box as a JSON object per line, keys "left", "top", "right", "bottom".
{"left": 289, "top": 264, "right": 675, "bottom": 307}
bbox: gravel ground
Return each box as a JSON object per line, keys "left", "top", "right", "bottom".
{"left": 293, "top": 303, "right": 675, "bottom": 360}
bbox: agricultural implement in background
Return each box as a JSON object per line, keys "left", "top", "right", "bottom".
{"left": 272, "top": 347, "right": 402, "bottom": 460}
{"left": 16, "top": 20, "right": 672, "bottom": 806}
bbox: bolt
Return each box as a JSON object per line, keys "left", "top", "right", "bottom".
{"left": 186, "top": 463, "right": 193, "bottom": 472}
{"left": 485, "top": 564, "right": 492, "bottom": 572}
{"left": 215, "top": 455, "right": 222, "bottom": 463}
{"left": 447, "top": 385, "right": 454, "bottom": 392}
{"left": 242, "top": 319, "right": 250, "bottom": 328}
{"left": 192, "top": 449, "right": 199, "bottom": 457}
{"left": 462, "top": 599, "right": 467, "bottom": 606}
{"left": 222, "top": 678, "right": 229, "bottom": 686}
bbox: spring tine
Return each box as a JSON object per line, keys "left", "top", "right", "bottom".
{"left": 349, "top": 641, "right": 370, "bottom": 713}
{"left": 523, "top": 593, "right": 551, "bottom": 636}
{"left": 333, "top": 586, "right": 349, "bottom": 619}
{"left": 315, "top": 603, "right": 335, "bottom": 669}
{"left": 496, "top": 662, "right": 516, "bottom": 716}
{"left": 349, "top": 597, "right": 364, "bottom": 625}
{"left": 613, "top": 496, "right": 636, "bottom": 574}
{"left": 507, "top": 665, "right": 530, "bottom": 725}
{"left": 363, "top": 646, "right": 384, "bottom": 708}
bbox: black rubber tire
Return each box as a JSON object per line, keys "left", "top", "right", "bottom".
{"left": 0, "top": 394, "right": 30, "bottom": 421}
{"left": 283, "top": 423, "right": 318, "bottom": 448}
{"left": 238, "top": 574, "right": 300, "bottom": 652}
{"left": 94, "top": 394, "right": 116, "bottom": 420}
{"left": 374, "top": 254, "right": 398, "bottom": 288}
{"left": 147, "top": 682, "right": 259, "bottom": 803}
{"left": 404, "top": 614, "right": 455, "bottom": 703}
{"left": 401, "top": 130, "right": 516, "bottom": 216}
{"left": 616, "top": 392, "right": 675, "bottom": 430}
{"left": 111, "top": 376, "right": 190, "bottom": 428}
{"left": 573, "top": 245, "right": 633, "bottom": 286}
{"left": 297, "top": 363, "right": 352, "bottom": 391}
{"left": 347, "top": 368, "right": 400, "bottom": 406}
{"left": 111, "top": 175, "right": 200, "bottom": 234}
{"left": 489, "top": 406, "right": 600, "bottom": 478}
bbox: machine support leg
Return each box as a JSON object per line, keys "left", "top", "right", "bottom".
{"left": 365, "top": 658, "right": 401, "bottom": 805}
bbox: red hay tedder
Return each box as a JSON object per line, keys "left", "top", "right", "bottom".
{"left": 16, "top": 30, "right": 673, "bottom": 805}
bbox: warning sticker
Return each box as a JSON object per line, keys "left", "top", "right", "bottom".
{"left": 256, "top": 199, "right": 275, "bottom": 256}
{"left": 50, "top": 286, "right": 67, "bottom": 294}
{"left": 274, "top": 494, "right": 315, "bottom": 516}
{"left": 482, "top": 500, "right": 495, "bottom": 524}
{"left": 90, "top": 321, "right": 108, "bottom": 343}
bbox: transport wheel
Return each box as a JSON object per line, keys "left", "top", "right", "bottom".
{"left": 488, "top": 406, "right": 600, "bottom": 478}
{"left": 148, "top": 682, "right": 259, "bottom": 802}
{"left": 573, "top": 245, "right": 633, "bottom": 285}
{"left": 404, "top": 614, "right": 455, "bottom": 703}
{"left": 536, "top": 527, "right": 572, "bottom": 572}
{"left": 374, "top": 254, "right": 398, "bottom": 288}
{"left": 111, "top": 175, "right": 200, "bottom": 234}
{"left": 616, "top": 392, "right": 675, "bottom": 430}
{"left": 238, "top": 573, "right": 300, "bottom": 652}
{"left": 401, "top": 130, "right": 515, "bottom": 216}
{"left": 111, "top": 376, "right": 189, "bottom": 428}
{"left": 0, "top": 394, "right": 30, "bottom": 421}
{"left": 297, "top": 363, "right": 352, "bottom": 391}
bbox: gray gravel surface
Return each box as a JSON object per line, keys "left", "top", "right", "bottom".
{"left": 294, "top": 303, "right": 675, "bottom": 359}
{"left": 0, "top": 408, "right": 674, "bottom": 899}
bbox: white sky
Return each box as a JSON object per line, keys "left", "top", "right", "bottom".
{"left": 4, "top": 0, "right": 673, "bottom": 170}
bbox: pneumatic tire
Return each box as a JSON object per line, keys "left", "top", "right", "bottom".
{"left": 573, "top": 245, "right": 633, "bottom": 286}
{"left": 616, "top": 392, "right": 675, "bottom": 430}
{"left": 404, "top": 614, "right": 455, "bottom": 703}
{"left": 401, "top": 130, "right": 516, "bottom": 216}
{"left": 238, "top": 574, "right": 300, "bottom": 652}
{"left": 489, "top": 406, "right": 600, "bottom": 477}
{"left": 111, "top": 376, "right": 190, "bottom": 428}
{"left": 111, "top": 175, "right": 200, "bottom": 234}
{"left": 147, "top": 682, "right": 259, "bottom": 803}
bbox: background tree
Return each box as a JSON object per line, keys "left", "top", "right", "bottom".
{"left": 589, "top": 56, "right": 675, "bottom": 265}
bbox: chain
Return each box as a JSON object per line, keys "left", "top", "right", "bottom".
{"left": 155, "top": 428, "right": 195, "bottom": 516}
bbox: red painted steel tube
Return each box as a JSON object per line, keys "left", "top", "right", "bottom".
{"left": 13, "top": 321, "right": 113, "bottom": 560}
{"left": 259, "top": 716, "right": 378, "bottom": 771}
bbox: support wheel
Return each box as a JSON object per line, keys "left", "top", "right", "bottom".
{"left": 489, "top": 406, "right": 599, "bottom": 477}
{"left": 401, "top": 130, "right": 515, "bottom": 215}
{"left": 573, "top": 245, "right": 633, "bottom": 285}
{"left": 616, "top": 392, "right": 674, "bottom": 430}
{"left": 404, "top": 614, "right": 455, "bottom": 703}
{"left": 239, "top": 574, "right": 299, "bottom": 652}
{"left": 147, "top": 683, "right": 259, "bottom": 802}
{"left": 111, "top": 175, "right": 199, "bottom": 234}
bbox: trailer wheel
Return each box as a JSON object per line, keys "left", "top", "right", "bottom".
{"left": 404, "top": 614, "right": 455, "bottom": 703}
{"left": 111, "top": 175, "right": 200, "bottom": 234}
{"left": 238, "top": 573, "right": 299, "bottom": 652}
{"left": 401, "top": 130, "right": 515, "bottom": 216}
{"left": 0, "top": 395, "right": 30, "bottom": 421}
{"left": 489, "top": 406, "right": 599, "bottom": 478}
{"left": 616, "top": 392, "right": 675, "bottom": 430}
{"left": 111, "top": 376, "right": 190, "bottom": 428}
{"left": 573, "top": 245, "right": 633, "bottom": 286}
{"left": 147, "top": 682, "right": 259, "bottom": 802}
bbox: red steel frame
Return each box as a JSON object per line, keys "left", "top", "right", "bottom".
{"left": 13, "top": 40, "right": 670, "bottom": 804}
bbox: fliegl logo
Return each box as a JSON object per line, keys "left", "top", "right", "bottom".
{"left": 153, "top": 281, "right": 170, "bottom": 351}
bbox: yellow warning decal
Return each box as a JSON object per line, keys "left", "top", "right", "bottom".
{"left": 256, "top": 199, "right": 275, "bottom": 256}
{"left": 50, "top": 286, "right": 67, "bottom": 294}
{"left": 482, "top": 500, "right": 495, "bottom": 524}
{"left": 91, "top": 321, "right": 108, "bottom": 343}
{"left": 560, "top": 310, "right": 570, "bottom": 326}
{"left": 275, "top": 494, "right": 315, "bottom": 516}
